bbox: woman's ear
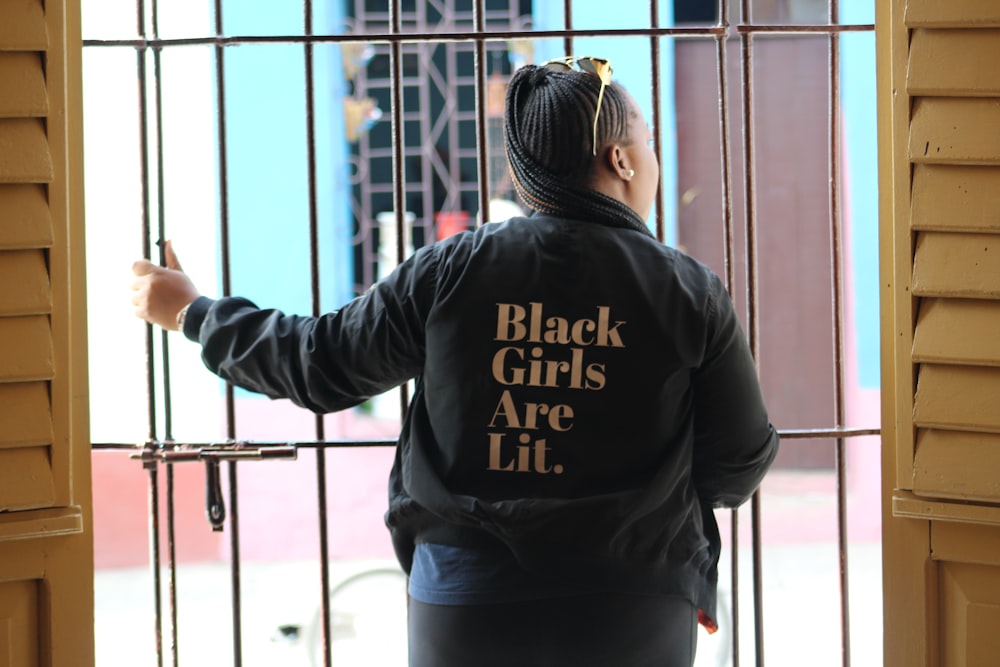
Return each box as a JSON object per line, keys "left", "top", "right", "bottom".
{"left": 606, "top": 144, "right": 634, "bottom": 181}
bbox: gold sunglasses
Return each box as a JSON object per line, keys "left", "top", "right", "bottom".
{"left": 542, "top": 56, "right": 613, "bottom": 156}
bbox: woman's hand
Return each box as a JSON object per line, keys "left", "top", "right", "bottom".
{"left": 131, "top": 240, "right": 201, "bottom": 331}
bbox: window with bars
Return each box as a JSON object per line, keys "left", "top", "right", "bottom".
{"left": 84, "top": 1, "right": 881, "bottom": 666}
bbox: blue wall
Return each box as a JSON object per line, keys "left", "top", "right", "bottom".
{"left": 220, "top": 1, "right": 353, "bottom": 316}
{"left": 841, "top": 0, "right": 879, "bottom": 389}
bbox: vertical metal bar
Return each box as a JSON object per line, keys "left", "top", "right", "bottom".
{"left": 716, "top": 0, "right": 738, "bottom": 299}
{"left": 649, "top": 0, "right": 665, "bottom": 242}
{"left": 147, "top": 465, "right": 164, "bottom": 667}
{"left": 211, "top": 1, "right": 242, "bottom": 665}
{"left": 388, "top": 0, "right": 409, "bottom": 418}
{"left": 389, "top": 0, "right": 405, "bottom": 269}
{"left": 562, "top": 0, "right": 573, "bottom": 57}
{"left": 314, "top": 450, "right": 332, "bottom": 667}
{"left": 384, "top": 1, "right": 411, "bottom": 428}
{"left": 713, "top": 1, "right": 741, "bottom": 663}
{"left": 135, "top": 1, "right": 166, "bottom": 664}
{"left": 302, "top": 3, "right": 334, "bottom": 666}
{"left": 313, "top": 449, "right": 333, "bottom": 667}
{"left": 446, "top": 40, "right": 459, "bottom": 217}
{"left": 136, "top": 3, "right": 155, "bottom": 446}
{"left": 729, "top": 512, "right": 741, "bottom": 667}
{"left": 227, "top": 461, "right": 243, "bottom": 667}
{"left": 165, "top": 463, "right": 179, "bottom": 667}
{"left": 147, "top": 1, "right": 182, "bottom": 661}
{"left": 419, "top": 40, "right": 433, "bottom": 230}
{"left": 212, "top": 4, "right": 232, "bottom": 332}
{"left": 750, "top": 491, "right": 764, "bottom": 665}
{"left": 827, "top": 1, "right": 851, "bottom": 665}
{"left": 738, "top": 0, "right": 765, "bottom": 664}
{"left": 473, "top": 0, "right": 490, "bottom": 225}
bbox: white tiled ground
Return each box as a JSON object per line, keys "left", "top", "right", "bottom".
{"left": 95, "top": 542, "right": 882, "bottom": 667}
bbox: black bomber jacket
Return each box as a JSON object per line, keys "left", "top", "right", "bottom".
{"left": 182, "top": 213, "right": 779, "bottom": 622}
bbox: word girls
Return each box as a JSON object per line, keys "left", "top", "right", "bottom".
{"left": 491, "top": 302, "right": 626, "bottom": 391}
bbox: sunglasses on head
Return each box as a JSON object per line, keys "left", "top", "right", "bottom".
{"left": 541, "top": 56, "right": 613, "bottom": 156}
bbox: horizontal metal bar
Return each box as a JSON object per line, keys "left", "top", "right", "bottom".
{"left": 94, "top": 428, "right": 879, "bottom": 455}
{"left": 165, "top": 447, "right": 297, "bottom": 462}
{"left": 736, "top": 23, "right": 874, "bottom": 34}
{"left": 778, "top": 427, "right": 880, "bottom": 439}
{"left": 81, "top": 21, "right": 876, "bottom": 51}
{"left": 82, "top": 25, "right": 728, "bottom": 49}
{"left": 92, "top": 439, "right": 399, "bottom": 450}
{"left": 126, "top": 444, "right": 298, "bottom": 463}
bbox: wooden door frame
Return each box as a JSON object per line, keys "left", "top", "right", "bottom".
{"left": 878, "top": 0, "right": 934, "bottom": 664}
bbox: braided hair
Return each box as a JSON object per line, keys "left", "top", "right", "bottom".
{"left": 503, "top": 64, "right": 653, "bottom": 238}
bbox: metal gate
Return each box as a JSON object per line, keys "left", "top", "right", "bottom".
{"left": 84, "top": 1, "right": 880, "bottom": 665}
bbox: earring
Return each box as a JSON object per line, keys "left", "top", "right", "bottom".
{"left": 625, "top": 168, "right": 635, "bottom": 180}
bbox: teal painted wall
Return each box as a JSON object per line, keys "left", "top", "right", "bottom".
{"left": 222, "top": 1, "right": 353, "bottom": 316}
{"left": 841, "top": 0, "right": 879, "bottom": 389}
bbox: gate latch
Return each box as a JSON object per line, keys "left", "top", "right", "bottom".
{"left": 132, "top": 441, "right": 298, "bottom": 531}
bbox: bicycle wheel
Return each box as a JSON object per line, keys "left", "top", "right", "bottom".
{"left": 306, "top": 567, "right": 409, "bottom": 667}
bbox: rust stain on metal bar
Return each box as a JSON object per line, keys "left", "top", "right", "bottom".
{"left": 827, "top": 3, "right": 852, "bottom": 665}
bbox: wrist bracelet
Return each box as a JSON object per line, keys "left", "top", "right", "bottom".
{"left": 176, "top": 302, "right": 192, "bottom": 329}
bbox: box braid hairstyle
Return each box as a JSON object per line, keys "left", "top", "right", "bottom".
{"left": 504, "top": 64, "right": 654, "bottom": 239}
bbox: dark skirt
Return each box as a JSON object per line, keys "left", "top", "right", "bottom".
{"left": 408, "top": 592, "right": 698, "bottom": 667}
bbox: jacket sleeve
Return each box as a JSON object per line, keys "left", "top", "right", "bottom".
{"left": 181, "top": 245, "right": 438, "bottom": 414}
{"left": 690, "top": 276, "right": 779, "bottom": 508}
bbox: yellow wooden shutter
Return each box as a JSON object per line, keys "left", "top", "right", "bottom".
{"left": 882, "top": 1, "right": 1000, "bottom": 665}
{"left": 0, "top": 0, "right": 94, "bottom": 665}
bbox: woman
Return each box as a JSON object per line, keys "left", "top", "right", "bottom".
{"left": 132, "top": 59, "right": 778, "bottom": 667}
